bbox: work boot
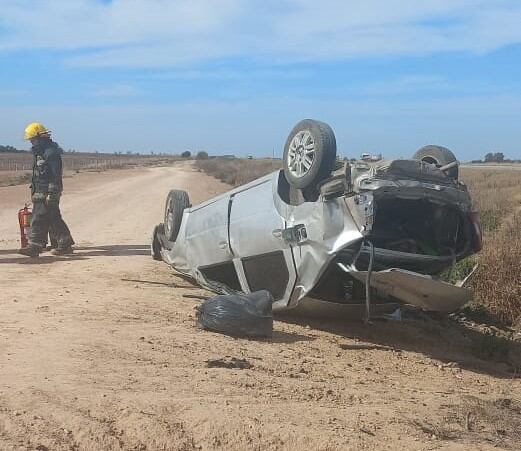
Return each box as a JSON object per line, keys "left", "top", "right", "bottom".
{"left": 48, "top": 239, "right": 58, "bottom": 251}
{"left": 18, "top": 244, "right": 42, "bottom": 257}
{"left": 51, "top": 236, "right": 75, "bottom": 256}
{"left": 51, "top": 246, "right": 74, "bottom": 256}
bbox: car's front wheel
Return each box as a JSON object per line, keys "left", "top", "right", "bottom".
{"left": 164, "top": 189, "right": 190, "bottom": 242}
{"left": 283, "top": 119, "right": 337, "bottom": 189}
{"left": 151, "top": 224, "right": 163, "bottom": 261}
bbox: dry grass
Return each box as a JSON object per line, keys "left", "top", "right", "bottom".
{"left": 196, "top": 161, "right": 521, "bottom": 327}
{"left": 461, "top": 169, "right": 521, "bottom": 232}
{"left": 468, "top": 211, "right": 521, "bottom": 326}
{"left": 460, "top": 169, "right": 521, "bottom": 327}
{"left": 0, "top": 171, "right": 32, "bottom": 187}
{"left": 195, "top": 158, "right": 281, "bottom": 186}
{"left": 0, "top": 152, "right": 183, "bottom": 187}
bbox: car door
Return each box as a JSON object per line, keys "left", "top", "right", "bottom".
{"left": 184, "top": 195, "right": 242, "bottom": 291}
{"left": 229, "top": 178, "right": 297, "bottom": 304}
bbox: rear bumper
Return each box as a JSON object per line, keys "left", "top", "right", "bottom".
{"left": 347, "top": 268, "right": 472, "bottom": 312}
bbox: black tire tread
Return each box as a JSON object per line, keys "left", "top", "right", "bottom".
{"left": 283, "top": 119, "right": 337, "bottom": 189}
{"left": 413, "top": 145, "right": 459, "bottom": 179}
{"left": 164, "top": 190, "right": 190, "bottom": 242}
{"left": 151, "top": 223, "right": 163, "bottom": 261}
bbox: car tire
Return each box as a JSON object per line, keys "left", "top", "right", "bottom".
{"left": 283, "top": 119, "right": 337, "bottom": 189}
{"left": 151, "top": 224, "right": 163, "bottom": 261}
{"left": 164, "top": 190, "right": 190, "bottom": 242}
{"left": 413, "top": 145, "right": 459, "bottom": 179}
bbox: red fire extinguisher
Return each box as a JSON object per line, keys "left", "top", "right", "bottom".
{"left": 18, "top": 204, "right": 32, "bottom": 248}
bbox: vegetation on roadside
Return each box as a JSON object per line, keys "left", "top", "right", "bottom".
{"left": 195, "top": 158, "right": 281, "bottom": 186}
{"left": 461, "top": 169, "right": 521, "bottom": 328}
{"left": 196, "top": 151, "right": 209, "bottom": 160}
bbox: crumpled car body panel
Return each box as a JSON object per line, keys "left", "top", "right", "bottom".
{"left": 157, "top": 162, "right": 478, "bottom": 313}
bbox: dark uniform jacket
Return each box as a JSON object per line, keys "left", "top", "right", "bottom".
{"left": 31, "top": 139, "right": 64, "bottom": 195}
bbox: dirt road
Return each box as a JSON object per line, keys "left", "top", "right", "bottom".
{"left": 0, "top": 163, "right": 520, "bottom": 451}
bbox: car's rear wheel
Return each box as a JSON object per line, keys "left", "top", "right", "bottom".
{"left": 413, "top": 145, "right": 459, "bottom": 179}
{"left": 283, "top": 119, "right": 337, "bottom": 189}
{"left": 164, "top": 190, "right": 190, "bottom": 242}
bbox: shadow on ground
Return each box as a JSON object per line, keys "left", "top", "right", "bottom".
{"left": 269, "top": 330, "right": 314, "bottom": 344}
{"left": 277, "top": 310, "right": 521, "bottom": 378}
{"left": 70, "top": 245, "right": 150, "bottom": 257}
{"left": 0, "top": 244, "right": 150, "bottom": 263}
{"left": 120, "top": 278, "right": 197, "bottom": 290}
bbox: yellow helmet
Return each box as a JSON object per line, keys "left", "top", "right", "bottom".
{"left": 24, "top": 122, "right": 50, "bottom": 140}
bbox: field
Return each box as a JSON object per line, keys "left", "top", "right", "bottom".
{"left": 459, "top": 169, "right": 521, "bottom": 327}
{"left": 0, "top": 152, "right": 181, "bottom": 187}
{"left": 194, "top": 157, "right": 281, "bottom": 186}
{"left": 196, "top": 159, "right": 521, "bottom": 329}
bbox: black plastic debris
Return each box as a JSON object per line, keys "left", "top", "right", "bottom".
{"left": 196, "top": 290, "right": 273, "bottom": 338}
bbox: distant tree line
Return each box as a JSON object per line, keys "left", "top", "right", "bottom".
{"left": 0, "top": 145, "right": 26, "bottom": 153}
{"left": 485, "top": 152, "right": 505, "bottom": 163}
{"left": 2, "top": 143, "right": 216, "bottom": 159}
{"left": 471, "top": 152, "right": 520, "bottom": 164}
{"left": 180, "top": 150, "right": 210, "bottom": 159}
{"left": 66, "top": 149, "right": 211, "bottom": 159}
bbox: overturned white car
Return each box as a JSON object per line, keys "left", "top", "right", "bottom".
{"left": 152, "top": 119, "right": 482, "bottom": 318}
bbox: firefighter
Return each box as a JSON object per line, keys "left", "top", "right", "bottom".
{"left": 18, "top": 122, "right": 74, "bottom": 257}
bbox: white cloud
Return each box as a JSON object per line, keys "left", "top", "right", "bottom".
{"left": 144, "top": 67, "right": 313, "bottom": 82}
{"left": 1, "top": 1, "right": 521, "bottom": 66}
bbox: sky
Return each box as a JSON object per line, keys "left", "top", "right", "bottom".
{"left": 1, "top": 0, "right": 521, "bottom": 160}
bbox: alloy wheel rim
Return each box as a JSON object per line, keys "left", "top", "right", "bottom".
{"left": 287, "top": 131, "right": 315, "bottom": 178}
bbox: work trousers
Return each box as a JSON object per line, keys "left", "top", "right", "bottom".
{"left": 29, "top": 200, "right": 73, "bottom": 248}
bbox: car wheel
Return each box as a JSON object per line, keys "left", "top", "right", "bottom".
{"left": 151, "top": 224, "right": 163, "bottom": 261}
{"left": 283, "top": 119, "right": 337, "bottom": 189}
{"left": 413, "top": 145, "right": 459, "bottom": 179}
{"left": 164, "top": 190, "right": 190, "bottom": 242}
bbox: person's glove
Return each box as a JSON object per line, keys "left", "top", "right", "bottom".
{"left": 46, "top": 192, "right": 61, "bottom": 205}
{"left": 31, "top": 192, "right": 47, "bottom": 203}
